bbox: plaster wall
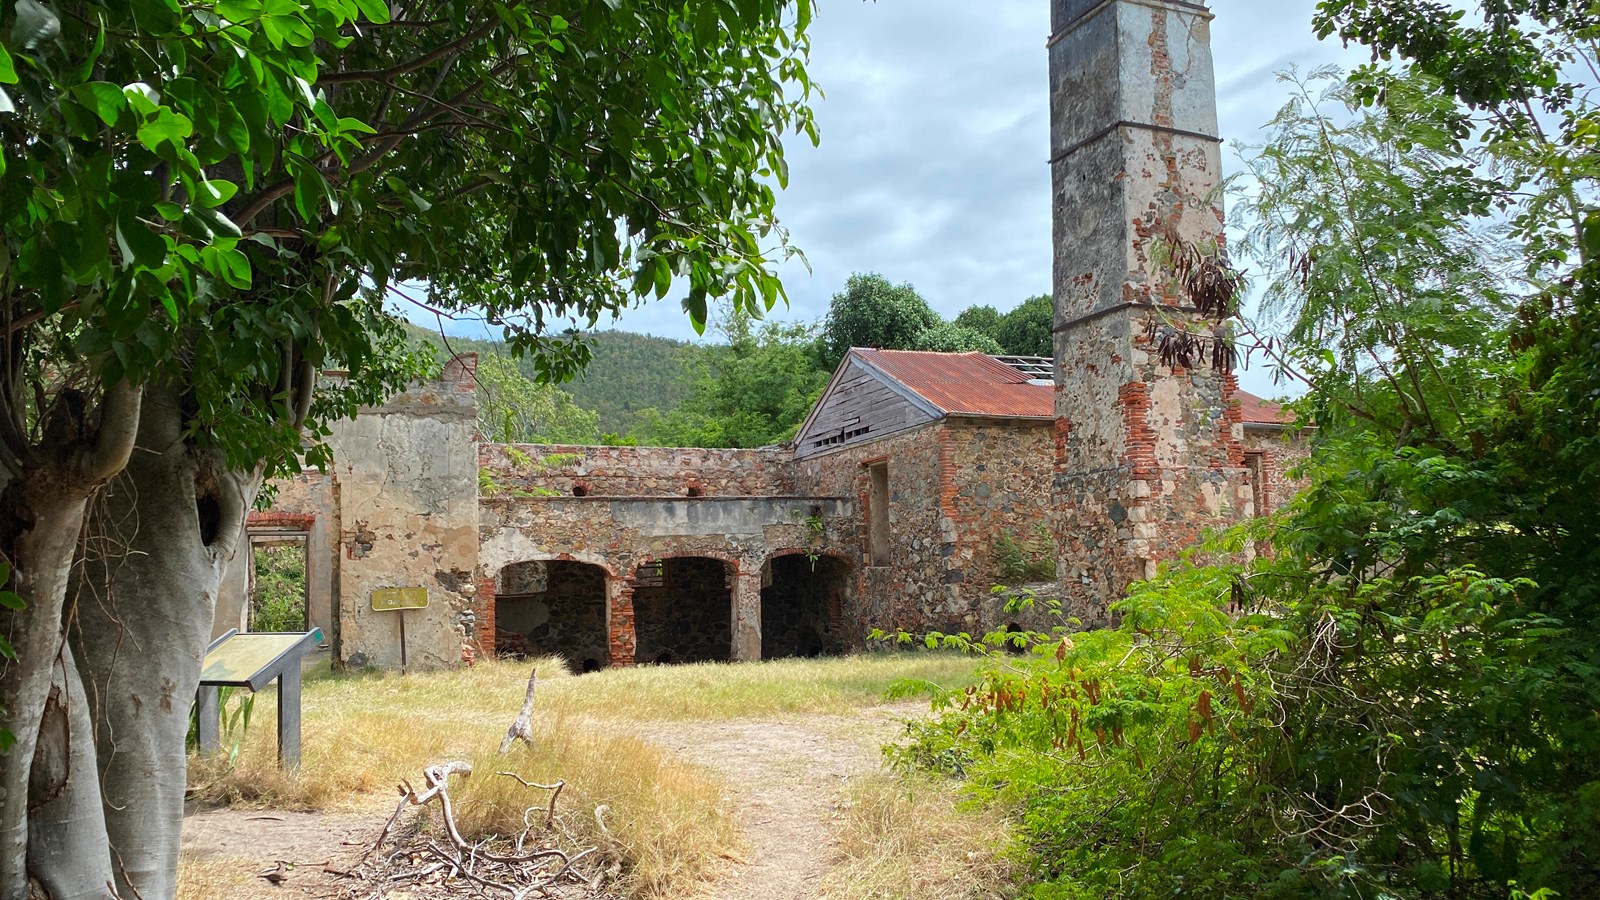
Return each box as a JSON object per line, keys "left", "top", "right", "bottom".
{"left": 332, "top": 356, "right": 481, "bottom": 671}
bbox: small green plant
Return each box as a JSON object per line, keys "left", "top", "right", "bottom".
{"left": 478, "top": 466, "right": 501, "bottom": 496}
{"left": 186, "top": 687, "right": 256, "bottom": 766}
{"left": 505, "top": 446, "right": 534, "bottom": 470}
{"left": 541, "top": 452, "right": 582, "bottom": 468}
{"left": 993, "top": 527, "right": 1053, "bottom": 583}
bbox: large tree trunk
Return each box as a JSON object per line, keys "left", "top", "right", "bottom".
{"left": 26, "top": 644, "right": 116, "bottom": 899}
{"left": 74, "top": 383, "right": 260, "bottom": 900}
{"left": 0, "top": 382, "right": 140, "bottom": 900}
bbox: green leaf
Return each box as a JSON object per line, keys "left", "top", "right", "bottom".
{"left": 195, "top": 179, "right": 239, "bottom": 209}
{"left": 115, "top": 213, "right": 167, "bottom": 268}
{"left": 193, "top": 206, "right": 243, "bottom": 239}
{"left": 352, "top": 0, "right": 390, "bottom": 25}
{"left": 71, "top": 81, "right": 127, "bottom": 127}
{"left": 0, "top": 43, "right": 16, "bottom": 84}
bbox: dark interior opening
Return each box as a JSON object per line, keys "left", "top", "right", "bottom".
{"left": 495, "top": 560, "right": 609, "bottom": 670}
{"left": 761, "top": 554, "right": 850, "bottom": 659}
{"left": 631, "top": 557, "right": 732, "bottom": 664}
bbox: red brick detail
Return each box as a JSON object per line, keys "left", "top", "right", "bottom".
{"left": 442, "top": 353, "right": 478, "bottom": 392}
{"left": 1218, "top": 371, "right": 1245, "bottom": 467}
{"left": 1119, "top": 382, "right": 1159, "bottom": 483}
{"left": 247, "top": 512, "right": 315, "bottom": 530}
{"left": 475, "top": 576, "right": 497, "bottom": 658}
{"left": 609, "top": 578, "right": 637, "bottom": 667}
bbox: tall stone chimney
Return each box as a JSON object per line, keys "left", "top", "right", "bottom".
{"left": 1048, "top": 0, "right": 1249, "bottom": 616}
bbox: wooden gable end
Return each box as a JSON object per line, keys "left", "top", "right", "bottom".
{"left": 793, "top": 354, "right": 941, "bottom": 460}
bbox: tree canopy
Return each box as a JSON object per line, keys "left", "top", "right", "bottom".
{"left": 0, "top": 0, "right": 819, "bottom": 895}
{"left": 821, "top": 272, "right": 940, "bottom": 365}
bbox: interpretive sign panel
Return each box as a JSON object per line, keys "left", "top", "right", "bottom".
{"left": 195, "top": 627, "right": 322, "bottom": 769}
{"left": 371, "top": 586, "right": 428, "bottom": 611}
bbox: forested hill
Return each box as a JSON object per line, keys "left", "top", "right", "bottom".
{"left": 408, "top": 326, "right": 702, "bottom": 437}
{"left": 401, "top": 273, "right": 1052, "bottom": 448}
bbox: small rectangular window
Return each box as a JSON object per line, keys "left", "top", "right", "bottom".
{"left": 867, "top": 462, "right": 890, "bottom": 567}
{"left": 1245, "top": 452, "right": 1266, "bottom": 517}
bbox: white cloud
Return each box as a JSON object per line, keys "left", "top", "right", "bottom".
{"left": 423, "top": 0, "right": 1371, "bottom": 396}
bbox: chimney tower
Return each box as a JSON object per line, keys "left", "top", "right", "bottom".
{"left": 1048, "top": 0, "right": 1249, "bottom": 615}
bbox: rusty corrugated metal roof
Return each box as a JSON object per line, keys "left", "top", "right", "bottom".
{"left": 853, "top": 349, "right": 1055, "bottom": 419}
{"left": 854, "top": 348, "right": 1295, "bottom": 426}
{"left": 1236, "top": 390, "right": 1293, "bottom": 426}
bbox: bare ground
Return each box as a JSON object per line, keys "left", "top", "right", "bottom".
{"left": 180, "top": 703, "right": 922, "bottom": 899}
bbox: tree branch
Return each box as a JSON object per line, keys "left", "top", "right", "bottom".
{"left": 75, "top": 380, "right": 143, "bottom": 483}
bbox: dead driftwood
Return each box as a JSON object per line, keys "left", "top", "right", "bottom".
{"left": 345, "top": 759, "right": 602, "bottom": 899}
{"left": 500, "top": 666, "right": 538, "bottom": 753}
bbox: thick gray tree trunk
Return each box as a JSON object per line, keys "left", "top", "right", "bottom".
{"left": 74, "top": 383, "right": 260, "bottom": 900}
{"left": 0, "top": 382, "right": 140, "bottom": 900}
{"left": 26, "top": 644, "right": 116, "bottom": 899}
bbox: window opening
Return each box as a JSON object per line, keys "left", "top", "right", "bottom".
{"left": 867, "top": 462, "right": 890, "bottom": 567}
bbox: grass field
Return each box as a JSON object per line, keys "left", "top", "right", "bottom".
{"left": 185, "top": 651, "right": 1002, "bottom": 899}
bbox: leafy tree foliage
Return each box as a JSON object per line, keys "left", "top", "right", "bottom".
{"left": 995, "top": 294, "right": 1053, "bottom": 357}
{"left": 640, "top": 311, "right": 829, "bottom": 448}
{"left": 953, "top": 304, "right": 1003, "bottom": 338}
{"left": 821, "top": 272, "right": 940, "bottom": 365}
{"left": 898, "top": 36, "right": 1600, "bottom": 899}
{"left": 475, "top": 354, "right": 601, "bottom": 444}
{"left": 909, "top": 322, "right": 1004, "bottom": 354}
{"left": 0, "top": 0, "right": 818, "bottom": 894}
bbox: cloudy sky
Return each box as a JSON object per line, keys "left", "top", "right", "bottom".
{"left": 419, "top": 0, "right": 1371, "bottom": 395}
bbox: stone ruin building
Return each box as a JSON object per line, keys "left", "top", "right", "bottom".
{"left": 216, "top": 0, "right": 1305, "bottom": 671}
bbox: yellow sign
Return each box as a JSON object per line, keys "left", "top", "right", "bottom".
{"left": 371, "top": 586, "right": 428, "bottom": 611}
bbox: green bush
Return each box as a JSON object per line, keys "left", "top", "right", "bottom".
{"left": 249, "top": 545, "right": 306, "bottom": 633}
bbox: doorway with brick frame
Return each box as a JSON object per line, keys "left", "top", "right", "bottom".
{"left": 494, "top": 559, "right": 610, "bottom": 672}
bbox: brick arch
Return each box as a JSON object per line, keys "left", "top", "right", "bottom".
{"left": 628, "top": 548, "right": 745, "bottom": 576}
{"left": 473, "top": 552, "right": 623, "bottom": 661}
{"left": 758, "top": 550, "right": 854, "bottom": 659}
{"left": 496, "top": 551, "right": 619, "bottom": 579}
{"left": 626, "top": 552, "right": 740, "bottom": 664}
{"left": 759, "top": 547, "right": 854, "bottom": 572}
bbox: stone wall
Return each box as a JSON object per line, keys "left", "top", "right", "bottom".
{"left": 1243, "top": 426, "right": 1309, "bottom": 516}
{"left": 331, "top": 356, "right": 481, "bottom": 670}
{"left": 632, "top": 556, "right": 733, "bottom": 663}
{"left": 494, "top": 559, "right": 609, "bottom": 668}
{"left": 795, "top": 420, "right": 1059, "bottom": 639}
{"left": 479, "top": 444, "right": 797, "bottom": 498}
{"left": 761, "top": 555, "right": 851, "bottom": 658}
{"left": 476, "top": 491, "right": 856, "bottom": 665}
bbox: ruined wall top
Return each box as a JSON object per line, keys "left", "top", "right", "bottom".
{"left": 479, "top": 443, "right": 799, "bottom": 499}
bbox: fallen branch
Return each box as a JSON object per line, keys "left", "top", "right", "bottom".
{"left": 499, "top": 667, "right": 538, "bottom": 753}
{"left": 496, "top": 771, "right": 565, "bottom": 831}
{"left": 348, "top": 759, "right": 612, "bottom": 898}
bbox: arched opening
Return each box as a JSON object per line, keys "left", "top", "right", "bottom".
{"left": 761, "top": 554, "right": 851, "bottom": 659}
{"left": 494, "top": 560, "right": 609, "bottom": 670}
{"left": 630, "top": 557, "right": 732, "bottom": 664}
{"left": 571, "top": 484, "right": 589, "bottom": 497}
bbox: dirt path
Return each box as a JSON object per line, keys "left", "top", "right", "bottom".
{"left": 639, "top": 705, "right": 917, "bottom": 900}
{"left": 180, "top": 704, "right": 921, "bottom": 899}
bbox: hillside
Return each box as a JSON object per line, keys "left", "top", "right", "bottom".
{"left": 407, "top": 324, "right": 704, "bottom": 438}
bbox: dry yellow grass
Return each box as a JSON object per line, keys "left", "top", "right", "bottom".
{"left": 816, "top": 773, "right": 1018, "bottom": 900}
{"left": 185, "top": 651, "right": 983, "bottom": 898}
{"left": 176, "top": 856, "right": 276, "bottom": 900}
